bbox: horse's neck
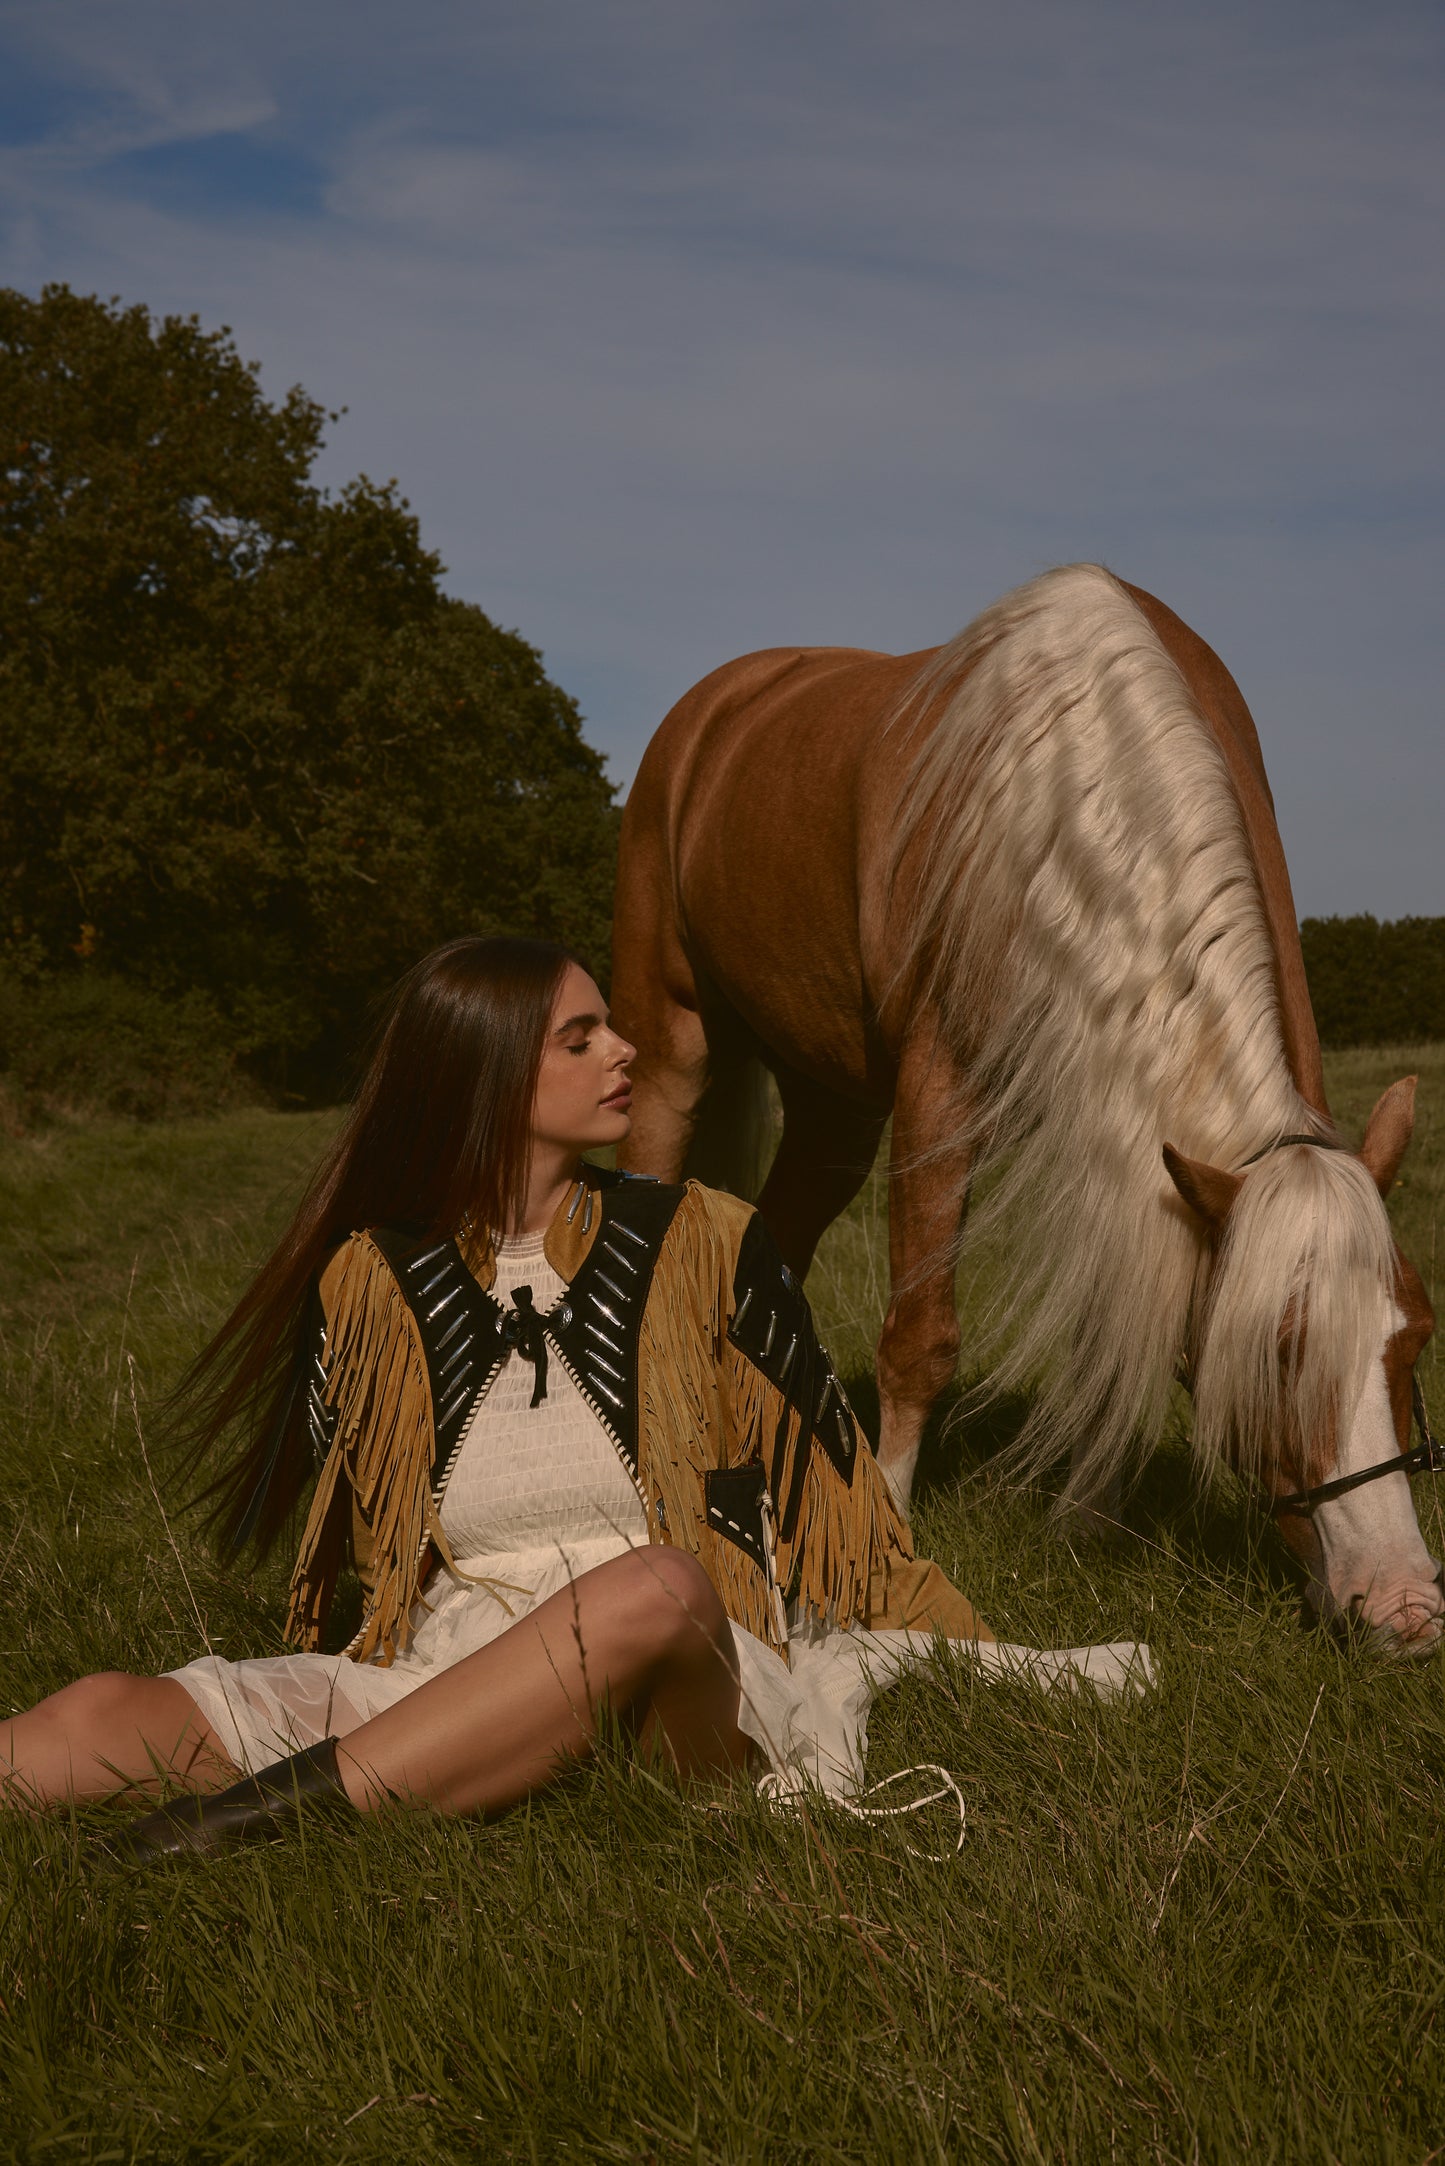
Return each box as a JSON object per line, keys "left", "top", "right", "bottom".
{"left": 1121, "top": 583, "right": 1328, "bottom": 1117}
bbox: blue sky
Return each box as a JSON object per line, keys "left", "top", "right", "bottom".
{"left": 2, "top": 0, "right": 1441, "bottom": 914}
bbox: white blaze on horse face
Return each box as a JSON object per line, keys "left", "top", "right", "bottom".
{"left": 1307, "top": 1300, "right": 1442, "bottom": 1650}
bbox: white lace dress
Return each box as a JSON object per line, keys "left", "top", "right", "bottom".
{"left": 170, "top": 1232, "right": 1150, "bottom": 1797}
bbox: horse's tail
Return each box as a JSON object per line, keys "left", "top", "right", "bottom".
{"left": 682, "top": 1054, "right": 775, "bottom": 1201}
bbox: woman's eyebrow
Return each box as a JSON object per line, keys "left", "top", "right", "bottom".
{"left": 554, "top": 1009, "right": 607, "bottom": 1035}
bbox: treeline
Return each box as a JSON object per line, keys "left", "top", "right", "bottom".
{"left": 1301, "top": 917, "right": 1445, "bottom": 1049}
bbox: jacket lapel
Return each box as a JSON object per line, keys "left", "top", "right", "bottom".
{"left": 548, "top": 1175, "right": 686, "bottom": 1474}
{"left": 368, "top": 1229, "right": 506, "bottom": 1496}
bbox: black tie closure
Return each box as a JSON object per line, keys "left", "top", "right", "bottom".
{"left": 500, "top": 1284, "right": 549, "bottom": 1407}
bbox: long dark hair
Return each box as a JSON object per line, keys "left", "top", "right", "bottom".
{"left": 173, "top": 936, "right": 578, "bottom": 1559}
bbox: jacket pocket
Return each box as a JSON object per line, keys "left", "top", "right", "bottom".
{"left": 702, "top": 1464, "right": 787, "bottom": 1650}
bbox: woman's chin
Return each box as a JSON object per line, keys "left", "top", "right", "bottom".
{"left": 582, "top": 1106, "right": 633, "bottom": 1150}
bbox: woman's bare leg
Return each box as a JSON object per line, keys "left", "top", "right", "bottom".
{"left": 336, "top": 1547, "right": 751, "bottom": 1815}
{"left": 0, "top": 1674, "right": 237, "bottom": 1809}
{"left": 8, "top": 1547, "right": 749, "bottom": 1822}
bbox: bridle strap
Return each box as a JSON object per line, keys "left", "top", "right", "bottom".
{"left": 1236, "top": 1131, "right": 1343, "bottom": 1170}
{"left": 1273, "top": 1376, "right": 1445, "bottom": 1517}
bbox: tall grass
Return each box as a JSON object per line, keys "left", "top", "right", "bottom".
{"left": 0, "top": 1054, "right": 1443, "bottom": 2161}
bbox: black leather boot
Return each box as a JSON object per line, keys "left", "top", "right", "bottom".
{"left": 111, "top": 1736, "right": 352, "bottom": 1863}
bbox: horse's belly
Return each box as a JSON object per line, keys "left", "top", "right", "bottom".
{"left": 711, "top": 945, "right": 886, "bottom": 1103}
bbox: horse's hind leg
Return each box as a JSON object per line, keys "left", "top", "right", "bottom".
{"left": 611, "top": 814, "right": 711, "bottom": 1182}
{"left": 755, "top": 1070, "right": 887, "bottom": 1280}
{"left": 612, "top": 933, "right": 771, "bottom": 1194}
{"left": 612, "top": 897, "right": 776, "bottom": 1195}
{"left": 875, "top": 1034, "right": 975, "bottom": 1513}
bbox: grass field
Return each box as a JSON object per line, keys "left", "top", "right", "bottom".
{"left": 1, "top": 1049, "right": 1444, "bottom": 2162}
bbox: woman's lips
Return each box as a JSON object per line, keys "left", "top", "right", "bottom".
{"left": 601, "top": 1086, "right": 632, "bottom": 1110}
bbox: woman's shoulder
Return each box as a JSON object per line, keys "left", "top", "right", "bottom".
{"left": 589, "top": 1168, "right": 756, "bottom": 1255}
{"left": 674, "top": 1177, "right": 756, "bottom": 1247}
{"left": 316, "top": 1227, "right": 398, "bottom": 1313}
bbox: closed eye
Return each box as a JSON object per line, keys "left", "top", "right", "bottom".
{"left": 554, "top": 1007, "right": 606, "bottom": 1053}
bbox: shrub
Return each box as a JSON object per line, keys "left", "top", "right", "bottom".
{"left": 0, "top": 969, "right": 252, "bottom": 1123}
{"left": 1300, "top": 916, "right": 1445, "bottom": 1047}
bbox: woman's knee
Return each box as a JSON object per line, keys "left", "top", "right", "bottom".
{"left": 42, "top": 1670, "right": 154, "bottom": 1733}
{"left": 607, "top": 1548, "right": 729, "bottom": 1659}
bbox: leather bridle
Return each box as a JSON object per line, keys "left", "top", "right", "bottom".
{"left": 1224, "top": 1130, "right": 1444, "bottom": 1519}
{"left": 1273, "top": 1373, "right": 1445, "bottom": 1518}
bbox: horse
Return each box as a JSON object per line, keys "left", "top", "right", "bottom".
{"left": 611, "top": 563, "right": 1442, "bottom": 1650}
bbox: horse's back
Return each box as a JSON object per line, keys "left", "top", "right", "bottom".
{"left": 629, "top": 642, "right": 917, "bottom": 809}
{"left": 616, "top": 568, "right": 1323, "bottom": 1108}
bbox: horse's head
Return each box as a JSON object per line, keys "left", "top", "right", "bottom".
{"left": 1164, "top": 1078, "right": 1440, "bottom": 1653}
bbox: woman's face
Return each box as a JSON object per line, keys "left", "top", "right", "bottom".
{"left": 531, "top": 963, "right": 636, "bottom": 1156}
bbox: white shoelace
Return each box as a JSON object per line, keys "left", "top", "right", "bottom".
{"left": 755, "top": 1761, "right": 967, "bottom": 1859}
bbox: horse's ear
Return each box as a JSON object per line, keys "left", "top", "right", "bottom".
{"left": 1162, "top": 1143, "right": 1243, "bottom": 1231}
{"left": 1359, "top": 1076, "right": 1416, "bottom": 1197}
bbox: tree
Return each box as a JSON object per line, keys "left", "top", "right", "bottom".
{"left": 0, "top": 285, "right": 618, "bottom": 1092}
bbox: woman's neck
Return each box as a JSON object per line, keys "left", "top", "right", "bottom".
{"left": 509, "top": 1147, "right": 583, "bottom": 1238}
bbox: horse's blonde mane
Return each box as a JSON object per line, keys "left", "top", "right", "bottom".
{"left": 1194, "top": 1146, "right": 1396, "bottom": 1488}
{"left": 887, "top": 563, "right": 1394, "bottom": 1497}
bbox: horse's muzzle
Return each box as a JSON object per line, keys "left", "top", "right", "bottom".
{"left": 1328, "top": 1572, "right": 1445, "bottom": 1657}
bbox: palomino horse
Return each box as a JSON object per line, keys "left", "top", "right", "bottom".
{"left": 612, "top": 564, "right": 1442, "bottom": 1649}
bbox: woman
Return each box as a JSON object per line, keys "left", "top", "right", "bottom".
{"left": 1, "top": 937, "right": 987, "bottom": 1856}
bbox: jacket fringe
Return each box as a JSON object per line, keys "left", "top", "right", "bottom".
{"left": 725, "top": 1336, "right": 912, "bottom": 1631}
{"left": 634, "top": 1191, "right": 790, "bottom": 1649}
{"left": 283, "top": 1421, "right": 347, "bottom": 1653}
{"left": 787, "top": 1431, "right": 907, "bottom": 1630}
{"left": 287, "top": 1234, "right": 451, "bottom": 1664}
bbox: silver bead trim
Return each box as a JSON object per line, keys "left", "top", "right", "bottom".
{"left": 435, "top": 1309, "right": 468, "bottom": 1355}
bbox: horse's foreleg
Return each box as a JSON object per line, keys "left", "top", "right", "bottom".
{"left": 756, "top": 1071, "right": 887, "bottom": 1280}
{"left": 875, "top": 1040, "right": 974, "bottom": 1514}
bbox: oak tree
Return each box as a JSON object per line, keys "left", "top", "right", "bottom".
{"left": 0, "top": 285, "right": 617, "bottom": 1091}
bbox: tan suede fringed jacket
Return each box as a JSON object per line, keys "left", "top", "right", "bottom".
{"left": 285, "top": 1165, "right": 990, "bottom": 1667}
